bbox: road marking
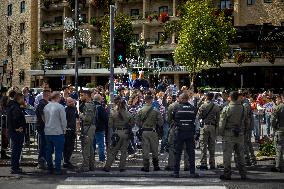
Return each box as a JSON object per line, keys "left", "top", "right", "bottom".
{"left": 57, "top": 185, "right": 226, "bottom": 189}
{"left": 65, "top": 177, "right": 222, "bottom": 183}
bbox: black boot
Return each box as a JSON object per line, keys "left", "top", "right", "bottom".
{"left": 1, "top": 150, "right": 10, "bottom": 159}
{"left": 153, "top": 158, "right": 161, "bottom": 171}
{"left": 141, "top": 159, "right": 150, "bottom": 172}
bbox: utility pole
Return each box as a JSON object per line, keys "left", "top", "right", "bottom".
{"left": 74, "top": 0, "right": 79, "bottom": 93}
{"left": 109, "top": 5, "right": 115, "bottom": 106}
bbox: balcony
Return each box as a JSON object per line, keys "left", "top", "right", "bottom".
{"left": 41, "top": 0, "right": 68, "bottom": 10}
{"left": 41, "top": 22, "right": 63, "bottom": 33}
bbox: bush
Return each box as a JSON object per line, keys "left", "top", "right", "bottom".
{"left": 86, "top": 83, "right": 95, "bottom": 88}
{"left": 257, "top": 139, "right": 276, "bottom": 157}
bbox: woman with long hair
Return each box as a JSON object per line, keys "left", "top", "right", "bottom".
{"left": 104, "top": 99, "right": 134, "bottom": 172}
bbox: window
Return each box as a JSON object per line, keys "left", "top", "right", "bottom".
{"left": 7, "top": 44, "right": 12, "bottom": 57}
{"left": 54, "top": 16, "right": 63, "bottom": 25}
{"left": 20, "top": 22, "right": 25, "bottom": 34}
{"left": 20, "top": 1, "right": 26, "bottom": 13}
{"left": 7, "top": 26, "right": 12, "bottom": 36}
{"left": 220, "top": 0, "right": 231, "bottom": 9}
{"left": 131, "top": 9, "right": 139, "bottom": 16}
{"left": 264, "top": 0, "right": 272, "bottom": 3}
{"left": 159, "top": 6, "right": 168, "bottom": 14}
{"left": 7, "top": 4, "right": 12, "bottom": 16}
{"left": 247, "top": 0, "right": 256, "bottom": 5}
{"left": 54, "top": 39, "right": 62, "bottom": 45}
{"left": 20, "top": 43, "right": 25, "bottom": 55}
{"left": 281, "top": 22, "right": 284, "bottom": 26}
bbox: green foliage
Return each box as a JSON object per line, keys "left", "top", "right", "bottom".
{"left": 257, "top": 139, "right": 276, "bottom": 157}
{"left": 262, "top": 52, "right": 276, "bottom": 64}
{"left": 174, "top": 0, "right": 236, "bottom": 86}
{"left": 86, "top": 83, "right": 95, "bottom": 88}
{"left": 41, "top": 41, "right": 51, "bottom": 54}
{"left": 101, "top": 13, "right": 133, "bottom": 68}
{"left": 234, "top": 52, "right": 253, "bottom": 65}
{"left": 161, "top": 20, "right": 181, "bottom": 44}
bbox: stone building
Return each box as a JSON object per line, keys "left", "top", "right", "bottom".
{"left": 0, "top": 0, "right": 38, "bottom": 90}
{"left": 1, "top": 0, "right": 284, "bottom": 90}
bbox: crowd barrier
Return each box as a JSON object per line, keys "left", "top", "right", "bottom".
{"left": 0, "top": 114, "right": 81, "bottom": 158}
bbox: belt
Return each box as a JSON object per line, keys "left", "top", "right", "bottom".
{"left": 115, "top": 128, "right": 128, "bottom": 131}
{"left": 142, "top": 128, "right": 156, "bottom": 132}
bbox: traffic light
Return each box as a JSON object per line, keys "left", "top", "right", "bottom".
{"left": 114, "top": 40, "right": 126, "bottom": 67}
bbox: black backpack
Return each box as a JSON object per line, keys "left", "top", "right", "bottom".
{"left": 173, "top": 103, "right": 196, "bottom": 131}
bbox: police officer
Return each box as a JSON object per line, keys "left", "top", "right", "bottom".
{"left": 271, "top": 94, "right": 284, "bottom": 172}
{"left": 165, "top": 93, "right": 189, "bottom": 171}
{"left": 78, "top": 90, "right": 96, "bottom": 172}
{"left": 219, "top": 91, "right": 249, "bottom": 180}
{"left": 171, "top": 93, "right": 198, "bottom": 178}
{"left": 197, "top": 92, "right": 220, "bottom": 170}
{"left": 136, "top": 94, "right": 163, "bottom": 172}
{"left": 104, "top": 99, "right": 134, "bottom": 172}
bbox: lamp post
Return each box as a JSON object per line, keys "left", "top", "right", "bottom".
{"left": 109, "top": 5, "right": 115, "bottom": 107}
{"left": 74, "top": 0, "right": 79, "bottom": 93}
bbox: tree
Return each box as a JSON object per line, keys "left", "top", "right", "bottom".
{"left": 101, "top": 13, "right": 133, "bottom": 68}
{"left": 174, "top": 0, "right": 236, "bottom": 88}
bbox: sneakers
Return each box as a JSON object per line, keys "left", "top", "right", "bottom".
{"left": 220, "top": 175, "right": 231, "bottom": 180}
{"left": 171, "top": 173, "right": 180, "bottom": 178}
{"left": 165, "top": 166, "right": 173, "bottom": 171}
{"left": 63, "top": 163, "right": 75, "bottom": 169}
{"left": 141, "top": 167, "right": 150, "bottom": 172}
{"left": 271, "top": 167, "right": 282, "bottom": 173}
{"left": 154, "top": 167, "right": 161, "bottom": 171}
{"left": 11, "top": 168, "right": 23, "bottom": 174}
{"left": 196, "top": 165, "right": 208, "bottom": 170}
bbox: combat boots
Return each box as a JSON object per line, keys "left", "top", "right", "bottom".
{"left": 141, "top": 159, "right": 150, "bottom": 172}
{"left": 153, "top": 158, "right": 161, "bottom": 171}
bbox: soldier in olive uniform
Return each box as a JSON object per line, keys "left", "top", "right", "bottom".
{"left": 219, "top": 91, "right": 249, "bottom": 180}
{"left": 78, "top": 90, "right": 96, "bottom": 172}
{"left": 136, "top": 95, "right": 164, "bottom": 172}
{"left": 165, "top": 93, "right": 190, "bottom": 171}
{"left": 197, "top": 93, "right": 220, "bottom": 170}
{"left": 104, "top": 99, "right": 134, "bottom": 172}
{"left": 271, "top": 95, "right": 284, "bottom": 172}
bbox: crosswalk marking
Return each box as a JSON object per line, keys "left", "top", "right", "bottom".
{"left": 65, "top": 176, "right": 221, "bottom": 183}
{"left": 57, "top": 185, "right": 226, "bottom": 189}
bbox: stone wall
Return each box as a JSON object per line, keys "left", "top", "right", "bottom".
{"left": 0, "top": 0, "right": 38, "bottom": 89}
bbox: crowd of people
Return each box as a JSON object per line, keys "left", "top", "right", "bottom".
{"left": 0, "top": 78, "right": 283, "bottom": 180}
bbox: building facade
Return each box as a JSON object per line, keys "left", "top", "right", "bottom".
{"left": 1, "top": 0, "right": 284, "bottom": 90}
{"left": 0, "top": 0, "right": 38, "bottom": 90}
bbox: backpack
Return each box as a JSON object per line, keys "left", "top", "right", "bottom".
{"left": 82, "top": 102, "right": 97, "bottom": 126}
{"left": 174, "top": 103, "right": 196, "bottom": 131}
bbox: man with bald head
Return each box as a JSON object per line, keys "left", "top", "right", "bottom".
{"left": 63, "top": 97, "right": 79, "bottom": 169}
{"left": 92, "top": 94, "right": 108, "bottom": 162}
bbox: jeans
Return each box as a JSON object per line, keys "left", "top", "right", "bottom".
{"left": 93, "top": 131, "right": 105, "bottom": 161}
{"left": 10, "top": 132, "right": 25, "bottom": 171}
{"left": 174, "top": 131, "right": 195, "bottom": 174}
{"left": 45, "top": 135, "right": 65, "bottom": 173}
{"left": 253, "top": 114, "right": 260, "bottom": 140}
{"left": 38, "top": 131, "right": 46, "bottom": 161}
{"left": 265, "top": 114, "right": 272, "bottom": 136}
{"left": 160, "top": 122, "right": 169, "bottom": 152}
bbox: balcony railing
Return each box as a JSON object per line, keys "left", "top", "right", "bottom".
{"left": 32, "top": 62, "right": 102, "bottom": 70}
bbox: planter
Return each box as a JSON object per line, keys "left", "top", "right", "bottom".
{"left": 159, "top": 12, "right": 169, "bottom": 23}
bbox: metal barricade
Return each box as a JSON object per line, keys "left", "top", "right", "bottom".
{"left": 23, "top": 115, "right": 38, "bottom": 157}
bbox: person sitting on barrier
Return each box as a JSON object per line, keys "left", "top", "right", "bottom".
{"left": 7, "top": 92, "right": 27, "bottom": 174}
